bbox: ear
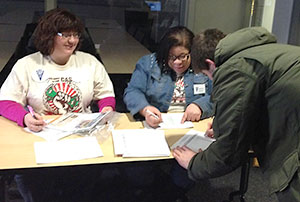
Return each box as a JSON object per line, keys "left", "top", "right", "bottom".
{"left": 205, "top": 59, "right": 216, "bottom": 73}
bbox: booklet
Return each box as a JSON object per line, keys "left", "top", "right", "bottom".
{"left": 171, "top": 129, "right": 215, "bottom": 152}
{"left": 46, "top": 111, "right": 112, "bottom": 133}
{"left": 112, "top": 129, "right": 171, "bottom": 157}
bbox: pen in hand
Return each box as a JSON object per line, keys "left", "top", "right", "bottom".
{"left": 27, "top": 105, "right": 37, "bottom": 119}
{"left": 146, "top": 109, "right": 159, "bottom": 120}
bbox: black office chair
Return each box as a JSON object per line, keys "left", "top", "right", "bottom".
{"left": 0, "top": 23, "right": 103, "bottom": 88}
{"left": 224, "top": 150, "right": 256, "bottom": 202}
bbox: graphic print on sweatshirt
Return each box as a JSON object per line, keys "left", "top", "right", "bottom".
{"left": 43, "top": 77, "right": 82, "bottom": 114}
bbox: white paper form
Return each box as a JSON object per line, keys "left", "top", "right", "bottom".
{"left": 143, "top": 113, "right": 194, "bottom": 129}
{"left": 34, "top": 136, "right": 103, "bottom": 164}
{"left": 112, "top": 129, "right": 170, "bottom": 157}
{"left": 24, "top": 127, "right": 73, "bottom": 142}
{"left": 171, "top": 129, "right": 215, "bottom": 152}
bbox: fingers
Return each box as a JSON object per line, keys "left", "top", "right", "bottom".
{"left": 101, "top": 106, "right": 113, "bottom": 113}
{"left": 181, "top": 113, "right": 187, "bottom": 123}
{"left": 24, "top": 113, "right": 45, "bottom": 132}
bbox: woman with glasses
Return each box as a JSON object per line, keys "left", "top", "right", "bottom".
{"left": 123, "top": 26, "right": 213, "bottom": 201}
{"left": 0, "top": 8, "right": 115, "bottom": 202}
{"left": 124, "top": 26, "right": 213, "bottom": 127}
{"left": 0, "top": 8, "right": 115, "bottom": 133}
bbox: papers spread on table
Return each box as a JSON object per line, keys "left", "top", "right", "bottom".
{"left": 25, "top": 112, "right": 112, "bottom": 141}
{"left": 46, "top": 112, "right": 111, "bottom": 133}
{"left": 143, "top": 113, "right": 193, "bottom": 129}
{"left": 34, "top": 136, "right": 103, "bottom": 164}
{"left": 24, "top": 127, "right": 73, "bottom": 142}
{"left": 112, "top": 129, "right": 170, "bottom": 157}
{"left": 171, "top": 129, "right": 216, "bottom": 152}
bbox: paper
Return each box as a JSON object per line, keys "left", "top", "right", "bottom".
{"left": 46, "top": 112, "right": 111, "bottom": 133}
{"left": 143, "top": 113, "right": 194, "bottom": 129}
{"left": 34, "top": 136, "right": 103, "bottom": 164}
{"left": 25, "top": 127, "right": 73, "bottom": 142}
{"left": 112, "top": 129, "right": 170, "bottom": 157}
{"left": 171, "top": 129, "right": 215, "bottom": 152}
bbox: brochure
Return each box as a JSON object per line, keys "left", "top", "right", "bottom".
{"left": 171, "top": 129, "right": 215, "bottom": 152}
{"left": 46, "top": 111, "right": 112, "bottom": 133}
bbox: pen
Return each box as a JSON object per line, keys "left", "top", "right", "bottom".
{"left": 146, "top": 109, "right": 159, "bottom": 120}
{"left": 27, "top": 105, "right": 37, "bottom": 119}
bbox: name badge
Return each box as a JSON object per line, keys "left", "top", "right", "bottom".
{"left": 193, "top": 84, "right": 206, "bottom": 94}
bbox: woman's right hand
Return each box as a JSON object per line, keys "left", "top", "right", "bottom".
{"left": 24, "top": 113, "right": 46, "bottom": 132}
{"left": 141, "top": 106, "right": 162, "bottom": 128}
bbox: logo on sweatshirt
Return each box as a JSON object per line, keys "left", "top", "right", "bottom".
{"left": 43, "top": 77, "right": 82, "bottom": 114}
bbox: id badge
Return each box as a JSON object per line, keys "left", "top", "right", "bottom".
{"left": 193, "top": 84, "right": 206, "bottom": 94}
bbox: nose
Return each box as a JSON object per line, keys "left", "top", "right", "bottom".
{"left": 173, "top": 58, "right": 183, "bottom": 64}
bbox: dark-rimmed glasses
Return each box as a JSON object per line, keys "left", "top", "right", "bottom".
{"left": 168, "top": 53, "right": 190, "bottom": 62}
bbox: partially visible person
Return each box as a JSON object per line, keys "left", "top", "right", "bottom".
{"left": 0, "top": 8, "right": 115, "bottom": 202}
{"left": 124, "top": 26, "right": 213, "bottom": 128}
{"left": 173, "top": 27, "right": 300, "bottom": 202}
{"left": 123, "top": 26, "right": 213, "bottom": 201}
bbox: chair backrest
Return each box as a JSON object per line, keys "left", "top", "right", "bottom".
{"left": 0, "top": 23, "right": 103, "bottom": 88}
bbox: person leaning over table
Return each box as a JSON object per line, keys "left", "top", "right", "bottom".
{"left": 173, "top": 26, "right": 300, "bottom": 202}
{"left": 0, "top": 8, "right": 115, "bottom": 202}
{"left": 123, "top": 26, "right": 213, "bottom": 201}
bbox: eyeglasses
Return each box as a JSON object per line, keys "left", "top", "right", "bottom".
{"left": 168, "top": 53, "right": 190, "bottom": 62}
{"left": 57, "top": 32, "right": 81, "bottom": 39}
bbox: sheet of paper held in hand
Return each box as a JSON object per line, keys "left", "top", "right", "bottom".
{"left": 25, "top": 112, "right": 111, "bottom": 141}
{"left": 171, "top": 129, "right": 216, "bottom": 152}
{"left": 34, "top": 136, "right": 103, "bottom": 164}
{"left": 143, "top": 113, "right": 194, "bottom": 129}
{"left": 112, "top": 129, "right": 170, "bottom": 157}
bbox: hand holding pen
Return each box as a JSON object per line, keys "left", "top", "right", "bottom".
{"left": 24, "top": 105, "right": 46, "bottom": 132}
{"left": 141, "top": 106, "right": 162, "bottom": 128}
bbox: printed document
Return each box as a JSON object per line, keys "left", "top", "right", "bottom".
{"left": 171, "top": 129, "right": 215, "bottom": 152}
{"left": 34, "top": 136, "right": 103, "bottom": 164}
{"left": 143, "top": 113, "right": 193, "bottom": 129}
{"left": 112, "top": 129, "right": 170, "bottom": 157}
{"left": 25, "top": 112, "right": 112, "bottom": 141}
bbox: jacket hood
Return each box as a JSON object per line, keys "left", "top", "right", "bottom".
{"left": 215, "top": 27, "right": 277, "bottom": 66}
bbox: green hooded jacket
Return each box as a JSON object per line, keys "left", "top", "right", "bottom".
{"left": 188, "top": 27, "right": 300, "bottom": 194}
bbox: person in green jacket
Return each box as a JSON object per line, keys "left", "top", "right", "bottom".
{"left": 172, "top": 26, "right": 300, "bottom": 202}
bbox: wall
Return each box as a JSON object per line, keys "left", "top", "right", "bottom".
{"left": 186, "top": 0, "right": 251, "bottom": 35}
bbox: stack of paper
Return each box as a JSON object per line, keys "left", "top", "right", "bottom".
{"left": 34, "top": 136, "right": 103, "bottom": 164}
{"left": 46, "top": 112, "right": 111, "bottom": 133}
{"left": 26, "top": 112, "right": 112, "bottom": 141}
{"left": 112, "top": 129, "right": 170, "bottom": 157}
{"left": 171, "top": 129, "right": 215, "bottom": 152}
{"left": 143, "top": 113, "right": 194, "bottom": 129}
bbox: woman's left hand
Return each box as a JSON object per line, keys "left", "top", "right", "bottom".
{"left": 181, "top": 103, "right": 202, "bottom": 123}
{"left": 101, "top": 106, "right": 113, "bottom": 113}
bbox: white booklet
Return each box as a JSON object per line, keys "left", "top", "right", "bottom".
{"left": 34, "top": 136, "right": 103, "bottom": 164}
{"left": 143, "top": 113, "right": 194, "bottom": 129}
{"left": 46, "top": 111, "right": 112, "bottom": 133}
{"left": 171, "top": 129, "right": 215, "bottom": 152}
{"left": 112, "top": 129, "right": 170, "bottom": 157}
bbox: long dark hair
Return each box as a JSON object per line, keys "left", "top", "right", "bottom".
{"left": 156, "top": 26, "right": 194, "bottom": 73}
{"left": 34, "top": 8, "right": 84, "bottom": 55}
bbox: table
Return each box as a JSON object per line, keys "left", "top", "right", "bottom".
{"left": 0, "top": 113, "right": 211, "bottom": 170}
{"left": 87, "top": 19, "right": 151, "bottom": 74}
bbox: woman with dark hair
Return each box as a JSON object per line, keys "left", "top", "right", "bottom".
{"left": 0, "top": 8, "right": 115, "bottom": 202}
{"left": 0, "top": 8, "right": 115, "bottom": 133}
{"left": 124, "top": 26, "right": 213, "bottom": 127}
{"left": 123, "top": 26, "right": 213, "bottom": 201}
